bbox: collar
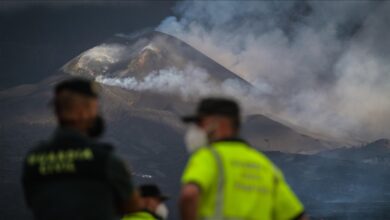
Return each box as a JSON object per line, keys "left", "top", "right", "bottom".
{"left": 51, "top": 126, "right": 90, "bottom": 144}
{"left": 211, "top": 137, "right": 249, "bottom": 145}
{"left": 142, "top": 209, "right": 162, "bottom": 220}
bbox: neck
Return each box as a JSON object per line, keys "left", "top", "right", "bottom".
{"left": 60, "top": 123, "right": 88, "bottom": 136}
{"left": 210, "top": 132, "right": 236, "bottom": 142}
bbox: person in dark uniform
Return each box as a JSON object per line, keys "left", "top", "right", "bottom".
{"left": 122, "top": 184, "right": 170, "bottom": 220}
{"left": 22, "top": 78, "right": 137, "bottom": 220}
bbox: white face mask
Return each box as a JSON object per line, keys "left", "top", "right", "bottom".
{"left": 184, "top": 124, "right": 208, "bottom": 153}
{"left": 155, "top": 203, "right": 169, "bottom": 220}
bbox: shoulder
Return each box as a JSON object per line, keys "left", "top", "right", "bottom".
{"left": 104, "top": 148, "right": 130, "bottom": 175}
{"left": 23, "top": 140, "right": 51, "bottom": 161}
{"left": 190, "top": 147, "right": 216, "bottom": 162}
{"left": 252, "top": 150, "right": 284, "bottom": 180}
{"left": 184, "top": 147, "right": 217, "bottom": 174}
{"left": 31, "top": 140, "right": 52, "bottom": 151}
{"left": 92, "top": 142, "right": 127, "bottom": 174}
{"left": 193, "top": 146, "right": 213, "bottom": 155}
{"left": 240, "top": 142, "right": 283, "bottom": 175}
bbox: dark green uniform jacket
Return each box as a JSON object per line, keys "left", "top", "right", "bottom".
{"left": 22, "top": 127, "right": 133, "bottom": 220}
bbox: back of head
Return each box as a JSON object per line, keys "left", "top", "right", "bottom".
{"left": 55, "top": 78, "right": 98, "bottom": 98}
{"left": 197, "top": 97, "right": 241, "bottom": 130}
{"left": 183, "top": 97, "right": 241, "bottom": 132}
{"left": 54, "top": 78, "right": 98, "bottom": 113}
{"left": 52, "top": 78, "right": 102, "bottom": 135}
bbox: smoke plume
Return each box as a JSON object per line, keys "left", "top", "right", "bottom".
{"left": 96, "top": 65, "right": 266, "bottom": 109}
{"left": 155, "top": 1, "right": 390, "bottom": 143}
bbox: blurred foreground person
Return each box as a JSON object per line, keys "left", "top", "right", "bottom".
{"left": 123, "top": 184, "right": 169, "bottom": 220}
{"left": 180, "top": 98, "right": 308, "bottom": 220}
{"left": 22, "top": 78, "right": 136, "bottom": 220}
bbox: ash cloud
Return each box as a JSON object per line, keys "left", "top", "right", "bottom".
{"left": 156, "top": 1, "right": 390, "bottom": 143}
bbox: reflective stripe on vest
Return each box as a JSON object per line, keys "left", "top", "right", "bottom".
{"left": 207, "top": 148, "right": 263, "bottom": 220}
{"left": 210, "top": 147, "right": 224, "bottom": 220}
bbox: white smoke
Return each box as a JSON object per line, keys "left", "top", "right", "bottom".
{"left": 95, "top": 66, "right": 266, "bottom": 107}
{"left": 155, "top": 1, "right": 390, "bottom": 142}
{"left": 96, "top": 66, "right": 217, "bottom": 99}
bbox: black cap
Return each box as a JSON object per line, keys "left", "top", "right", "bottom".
{"left": 55, "top": 78, "right": 98, "bottom": 98}
{"left": 139, "top": 184, "right": 169, "bottom": 201}
{"left": 182, "top": 97, "right": 240, "bottom": 123}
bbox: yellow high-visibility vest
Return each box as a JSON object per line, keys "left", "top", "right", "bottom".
{"left": 122, "top": 211, "right": 158, "bottom": 220}
{"left": 182, "top": 140, "right": 304, "bottom": 220}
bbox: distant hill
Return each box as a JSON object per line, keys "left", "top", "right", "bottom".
{"left": 318, "top": 139, "right": 390, "bottom": 164}
{"left": 267, "top": 139, "right": 390, "bottom": 219}
{"left": 242, "top": 115, "right": 337, "bottom": 153}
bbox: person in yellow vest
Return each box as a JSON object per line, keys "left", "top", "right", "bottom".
{"left": 179, "top": 98, "right": 309, "bottom": 220}
{"left": 123, "top": 184, "right": 170, "bottom": 220}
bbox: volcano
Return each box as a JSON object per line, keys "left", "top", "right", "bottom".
{"left": 0, "top": 31, "right": 351, "bottom": 219}
{"left": 59, "top": 31, "right": 340, "bottom": 153}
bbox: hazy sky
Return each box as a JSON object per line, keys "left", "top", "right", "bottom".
{"left": 0, "top": 1, "right": 177, "bottom": 89}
